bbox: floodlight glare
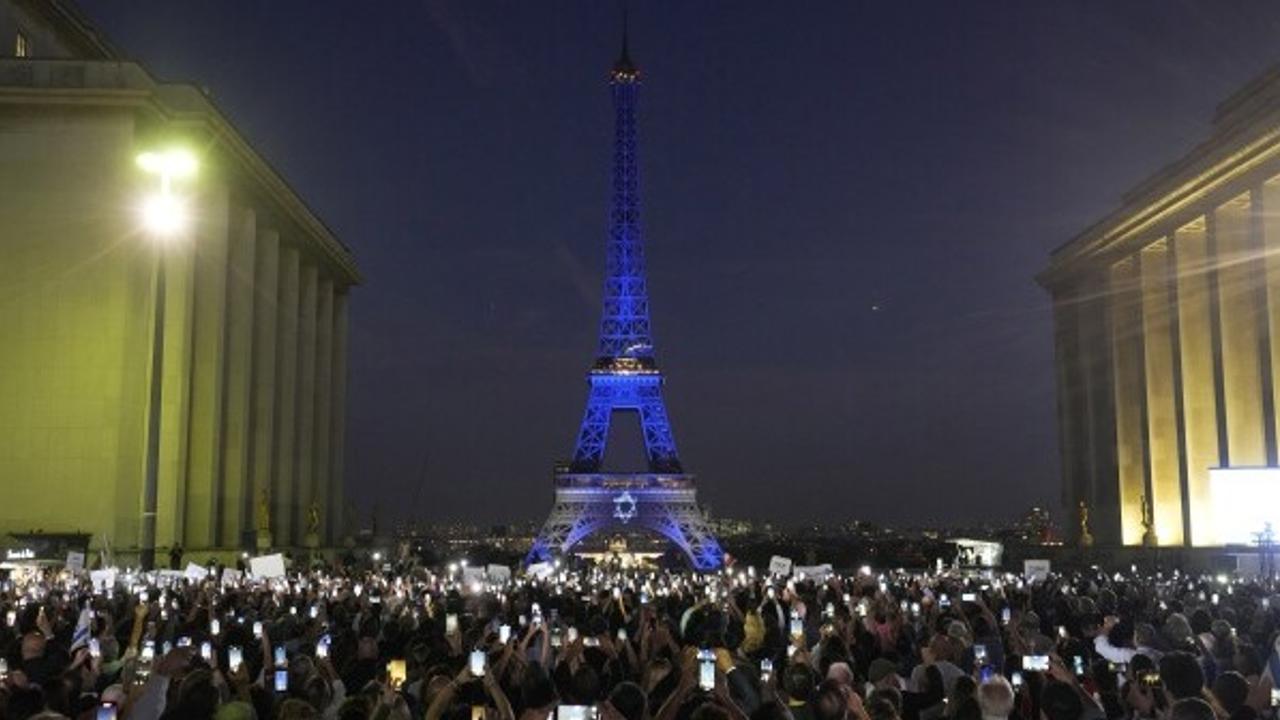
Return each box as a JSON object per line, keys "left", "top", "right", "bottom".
{"left": 141, "top": 193, "right": 187, "bottom": 236}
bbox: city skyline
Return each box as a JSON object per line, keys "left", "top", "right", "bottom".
{"left": 74, "top": 1, "right": 1280, "bottom": 528}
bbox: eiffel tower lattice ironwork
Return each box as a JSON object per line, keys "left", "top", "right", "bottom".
{"left": 527, "top": 24, "right": 723, "bottom": 571}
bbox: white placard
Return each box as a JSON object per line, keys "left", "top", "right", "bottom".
{"left": 65, "top": 551, "right": 85, "bottom": 573}
{"left": 1024, "top": 559, "right": 1051, "bottom": 582}
{"left": 249, "top": 553, "right": 287, "bottom": 579}
{"left": 768, "top": 556, "right": 794, "bottom": 576}
{"left": 462, "top": 566, "right": 486, "bottom": 585}
{"left": 527, "top": 562, "right": 554, "bottom": 579}
{"left": 487, "top": 564, "right": 512, "bottom": 582}
{"left": 221, "top": 569, "right": 243, "bottom": 586}
{"left": 184, "top": 562, "right": 209, "bottom": 581}
{"left": 90, "top": 568, "right": 117, "bottom": 591}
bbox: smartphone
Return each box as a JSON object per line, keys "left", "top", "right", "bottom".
{"left": 567, "top": 626, "right": 580, "bottom": 643}
{"left": 617, "top": 628, "right": 628, "bottom": 642}
{"left": 469, "top": 649, "right": 486, "bottom": 677}
{"left": 388, "top": 658, "right": 408, "bottom": 688}
{"left": 1023, "top": 655, "right": 1050, "bottom": 672}
{"left": 274, "top": 645, "right": 286, "bottom": 668}
{"left": 0, "top": 657, "right": 9, "bottom": 680}
{"left": 979, "top": 665, "right": 996, "bottom": 683}
{"left": 317, "top": 639, "right": 329, "bottom": 659}
{"left": 200, "top": 641, "right": 213, "bottom": 662}
{"left": 557, "top": 707, "right": 597, "bottom": 720}
{"left": 274, "top": 669, "right": 288, "bottom": 693}
{"left": 698, "top": 648, "right": 716, "bottom": 691}
{"left": 1001, "top": 607, "right": 1011, "bottom": 625}
{"left": 939, "top": 594, "right": 951, "bottom": 608}
{"left": 209, "top": 618, "right": 220, "bottom": 635}
{"left": 472, "top": 707, "right": 486, "bottom": 720}
{"left": 446, "top": 613, "right": 459, "bottom": 635}
{"left": 141, "top": 640, "right": 156, "bottom": 662}
{"left": 89, "top": 638, "right": 101, "bottom": 658}
{"left": 789, "top": 613, "right": 803, "bottom": 639}
{"left": 177, "top": 636, "right": 192, "bottom": 648}
{"left": 309, "top": 605, "right": 319, "bottom": 619}
{"left": 1072, "top": 655, "right": 1085, "bottom": 677}
{"left": 253, "top": 621, "right": 263, "bottom": 639}
{"left": 962, "top": 593, "right": 977, "bottom": 603}
{"left": 4, "top": 610, "right": 14, "bottom": 627}
{"left": 228, "top": 645, "right": 243, "bottom": 671}
{"left": 1270, "top": 688, "right": 1280, "bottom": 708}
{"left": 761, "top": 658, "right": 774, "bottom": 683}
{"left": 974, "top": 644, "right": 988, "bottom": 665}
{"left": 499, "top": 624, "right": 511, "bottom": 644}
{"left": 1057, "top": 626, "right": 1068, "bottom": 639}
{"left": 824, "top": 602, "right": 835, "bottom": 619}
{"left": 96, "top": 702, "right": 119, "bottom": 720}
{"left": 1011, "top": 671, "right": 1024, "bottom": 688}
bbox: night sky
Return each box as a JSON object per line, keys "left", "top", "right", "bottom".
{"left": 78, "top": 1, "right": 1280, "bottom": 529}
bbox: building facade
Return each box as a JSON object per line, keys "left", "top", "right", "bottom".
{"left": 0, "top": 0, "right": 359, "bottom": 557}
{"left": 1041, "top": 65, "right": 1280, "bottom": 547}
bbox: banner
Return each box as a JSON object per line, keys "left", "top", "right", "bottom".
{"left": 487, "top": 564, "right": 512, "bottom": 582}
{"left": 793, "top": 564, "right": 833, "bottom": 581}
{"left": 65, "top": 551, "right": 85, "bottom": 573}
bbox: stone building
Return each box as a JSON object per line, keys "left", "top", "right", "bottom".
{"left": 1041, "top": 64, "right": 1280, "bottom": 547}
{"left": 0, "top": 0, "right": 359, "bottom": 558}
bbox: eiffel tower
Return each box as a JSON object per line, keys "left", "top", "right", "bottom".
{"left": 527, "top": 23, "right": 723, "bottom": 571}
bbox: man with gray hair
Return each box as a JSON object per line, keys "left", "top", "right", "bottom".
{"left": 977, "top": 676, "right": 1014, "bottom": 720}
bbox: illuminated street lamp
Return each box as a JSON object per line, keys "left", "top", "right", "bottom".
{"left": 137, "top": 147, "right": 197, "bottom": 571}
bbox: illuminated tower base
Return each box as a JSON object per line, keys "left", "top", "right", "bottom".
{"left": 531, "top": 473, "right": 722, "bottom": 571}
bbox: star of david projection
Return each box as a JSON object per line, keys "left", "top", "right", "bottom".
{"left": 613, "top": 491, "right": 638, "bottom": 524}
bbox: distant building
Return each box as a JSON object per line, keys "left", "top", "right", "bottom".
{"left": 0, "top": 1, "right": 359, "bottom": 557}
{"left": 1040, "top": 64, "right": 1280, "bottom": 547}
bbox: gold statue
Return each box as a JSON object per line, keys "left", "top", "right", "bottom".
{"left": 1078, "top": 500, "right": 1094, "bottom": 548}
{"left": 1140, "top": 494, "right": 1157, "bottom": 547}
{"left": 256, "top": 488, "right": 271, "bottom": 533}
{"left": 307, "top": 502, "right": 321, "bottom": 534}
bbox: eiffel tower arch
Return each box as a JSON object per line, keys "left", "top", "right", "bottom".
{"left": 527, "top": 21, "right": 723, "bottom": 571}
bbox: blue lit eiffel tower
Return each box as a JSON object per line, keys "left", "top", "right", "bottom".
{"left": 527, "top": 26, "right": 723, "bottom": 571}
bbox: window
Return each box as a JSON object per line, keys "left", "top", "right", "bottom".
{"left": 15, "top": 31, "right": 30, "bottom": 58}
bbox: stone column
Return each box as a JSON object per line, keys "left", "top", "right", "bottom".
{"left": 273, "top": 247, "right": 300, "bottom": 546}
{"left": 312, "top": 279, "right": 334, "bottom": 544}
{"left": 1110, "top": 256, "right": 1149, "bottom": 545}
{"left": 183, "top": 184, "right": 231, "bottom": 549}
{"left": 248, "top": 230, "right": 280, "bottom": 550}
{"left": 1078, "top": 272, "right": 1121, "bottom": 545}
{"left": 153, "top": 234, "right": 196, "bottom": 554}
{"left": 1140, "top": 241, "right": 1184, "bottom": 545}
{"left": 1263, "top": 180, "right": 1280, "bottom": 462}
{"left": 329, "top": 291, "right": 350, "bottom": 545}
{"left": 1214, "top": 193, "right": 1267, "bottom": 466}
{"left": 294, "top": 264, "right": 319, "bottom": 546}
{"left": 219, "top": 206, "right": 257, "bottom": 548}
{"left": 1174, "top": 217, "right": 1222, "bottom": 545}
{"left": 1051, "top": 290, "right": 1088, "bottom": 543}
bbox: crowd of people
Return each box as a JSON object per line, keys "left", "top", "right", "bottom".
{"left": 0, "top": 557, "right": 1276, "bottom": 720}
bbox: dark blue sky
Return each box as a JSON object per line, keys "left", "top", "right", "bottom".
{"left": 79, "top": 1, "right": 1280, "bottom": 528}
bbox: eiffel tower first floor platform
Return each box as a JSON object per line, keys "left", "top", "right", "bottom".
{"left": 527, "top": 473, "right": 724, "bottom": 571}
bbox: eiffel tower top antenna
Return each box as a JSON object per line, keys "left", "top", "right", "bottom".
{"left": 615, "top": 3, "right": 634, "bottom": 75}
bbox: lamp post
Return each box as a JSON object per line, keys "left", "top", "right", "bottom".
{"left": 137, "top": 148, "right": 197, "bottom": 571}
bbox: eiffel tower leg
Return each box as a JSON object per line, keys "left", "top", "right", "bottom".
{"left": 526, "top": 495, "right": 607, "bottom": 565}
{"left": 645, "top": 499, "right": 723, "bottom": 571}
